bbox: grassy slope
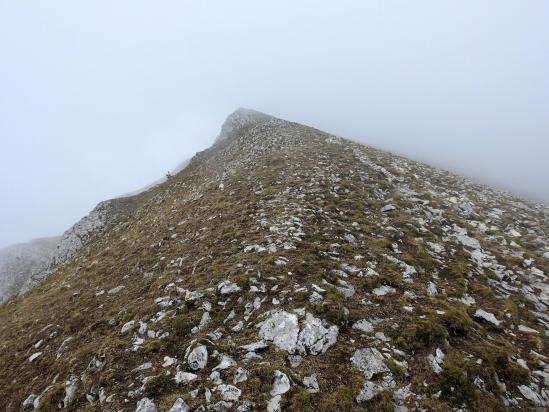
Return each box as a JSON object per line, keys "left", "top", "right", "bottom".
{"left": 0, "top": 118, "right": 548, "bottom": 411}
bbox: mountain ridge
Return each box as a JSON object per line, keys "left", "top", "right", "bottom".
{"left": 0, "top": 110, "right": 548, "bottom": 411}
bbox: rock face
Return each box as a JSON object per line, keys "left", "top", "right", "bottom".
{"left": 0, "top": 108, "right": 548, "bottom": 411}
{"left": 0, "top": 237, "right": 60, "bottom": 303}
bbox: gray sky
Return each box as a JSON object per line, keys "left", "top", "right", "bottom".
{"left": 0, "top": 1, "right": 548, "bottom": 248}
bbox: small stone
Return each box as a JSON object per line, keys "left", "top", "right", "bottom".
{"left": 29, "top": 352, "right": 42, "bottom": 362}
{"left": 217, "top": 384, "right": 242, "bottom": 401}
{"left": 351, "top": 348, "right": 389, "bottom": 379}
{"left": 187, "top": 345, "right": 208, "bottom": 370}
{"left": 380, "top": 204, "right": 397, "bottom": 212}
{"left": 108, "top": 285, "right": 125, "bottom": 295}
{"left": 352, "top": 319, "right": 374, "bottom": 333}
{"left": 240, "top": 340, "right": 268, "bottom": 352}
{"left": 518, "top": 325, "right": 539, "bottom": 334}
{"left": 288, "top": 354, "right": 303, "bottom": 368}
{"left": 303, "top": 374, "right": 319, "bottom": 393}
{"left": 234, "top": 367, "right": 248, "bottom": 384}
{"left": 372, "top": 285, "right": 396, "bottom": 296}
{"left": 218, "top": 280, "right": 242, "bottom": 295}
{"left": 174, "top": 371, "right": 198, "bottom": 384}
{"left": 267, "top": 395, "right": 282, "bottom": 412}
{"left": 121, "top": 320, "right": 136, "bottom": 334}
{"left": 271, "top": 370, "right": 291, "bottom": 396}
{"left": 474, "top": 309, "right": 501, "bottom": 326}
{"left": 22, "top": 394, "right": 36, "bottom": 409}
{"left": 162, "top": 356, "right": 177, "bottom": 367}
{"left": 168, "top": 398, "right": 189, "bottom": 412}
{"left": 136, "top": 397, "right": 158, "bottom": 412}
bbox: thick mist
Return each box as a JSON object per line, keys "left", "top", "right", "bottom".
{"left": 0, "top": 1, "right": 548, "bottom": 248}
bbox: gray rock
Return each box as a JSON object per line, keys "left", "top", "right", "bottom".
{"left": 372, "top": 285, "right": 396, "bottom": 296}
{"left": 271, "top": 370, "right": 291, "bottom": 396}
{"left": 518, "top": 384, "right": 547, "bottom": 406}
{"left": 267, "top": 395, "right": 282, "bottom": 412}
{"left": 218, "top": 280, "right": 241, "bottom": 295}
{"left": 236, "top": 401, "right": 257, "bottom": 412}
{"left": 22, "top": 394, "right": 36, "bottom": 409}
{"left": 288, "top": 354, "right": 303, "bottom": 367}
{"left": 121, "top": 320, "right": 136, "bottom": 334}
{"left": 217, "top": 384, "right": 242, "bottom": 401}
{"left": 352, "top": 319, "right": 374, "bottom": 333}
{"left": 174, "top": 371, "right": 198, "bottom": 384}
{"left": 187, "top": 345, "right": 208, "bottom": 370}
{"left": 213, "top": 354, "right": 236, "bottom": 370}
{"left": 136, "top": 397, "right": 158, "bottom": 412}
{"left": 168, "top": 398, "right": 189, "bottom": 412}
{"left": 234, "top": 367, "right": 248, "bottom": 384}
{"left": 356, "top": 381, "right": 383, "bottom": 402}
{"left": 297, "top": 313, "right": 338, "bottom": 355}
{"left": 380, "top": 204, "right": 397, "bottom": 212}
{"left": 303, "top": 374, "right": 319, "bottom": 393}
{"left": 351, "top": 348, "right": 389, "bottom": 379}
{"left": 258, "top": 311, "right": 299, "bottom": 353}
{"left": 240, "top": 340, "right": 268, "bottom": 352}
{"left": 474, "top": 309, "right": 501, "bottom": 326}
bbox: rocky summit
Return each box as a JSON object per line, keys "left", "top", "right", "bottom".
{"left": 1, "top": 108, "right": 548, "bottom": 411}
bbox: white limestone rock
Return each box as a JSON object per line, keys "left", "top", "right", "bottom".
{"left": 174, "top": 371, "right": 198, "bottom": 384}
{"left": 29, "top": 352, "right": 42, "bottom": 362}
{"left": 218, "top": 280, "right": 241, "bottom": 295}
{"left": 121, "top": 320, "right": 136, "bottom": 334}
{"left": 351, "top": 348, "right": 389, "bottom": 379}
{"left": 303, "top": 374, "right": 319, "bottom": 393}
{"left": 234, "top": 367, "right": 248, "bottom": 384}
{"left": 168, "top": 398, "right": 189, "bottom": 412}
{"left": 217, "top": 384, "right": 242, "bottom": 402}
{"left": 297, "top": 313, "right": 338, "bottom": 355}
{"left": 474, "top": 309, "right": 502, "bottom": 326}
{"left": 136, "top": 397, "right": 158, "bottom": 412}
{"left": 380, "top": 204, "right": 397, "bottom": 212}
{"left": 271, "top": 370, "right": 291, "bottom": 396}
{"left": 258, "top": 311, "right": 299, "bottom": 353}
{"left": 352, "top": 319, "right": 374, "bottom": 333}
{"left": 187, "top": 344, "right": 208, "bottom": 370}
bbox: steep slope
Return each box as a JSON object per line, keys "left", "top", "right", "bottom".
{"left": 0, "top": 109, "right": 548, "bottom": 412}
{"left": 0, "top": 237, "right": 60, "bottom": 303}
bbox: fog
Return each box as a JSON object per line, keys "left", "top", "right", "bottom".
{"left": 1, "top": 1, "right": 548, "bottom": 248}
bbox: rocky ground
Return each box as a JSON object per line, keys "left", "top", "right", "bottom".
{"left": 0, "top": 109, "right": 548, "bottom": 411}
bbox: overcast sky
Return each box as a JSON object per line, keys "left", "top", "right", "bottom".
{"left": 0, "top": 1, "right": 548, "bottom": 248}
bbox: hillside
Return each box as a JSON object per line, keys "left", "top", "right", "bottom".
{"left": 0, "top": 109, "right": 548, "bottom": 411}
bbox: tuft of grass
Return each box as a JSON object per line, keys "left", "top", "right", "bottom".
{"left": 290, "top": 387, "right": 314, "bottom": 411}
{"left": 36, "top": 383, "right": 65, "bottom": 412}
{"left": 396, "top": 319, "right": 447, "bottom": 351}
{"left": 442, "top": 305, "right": 473, "bottom": 336}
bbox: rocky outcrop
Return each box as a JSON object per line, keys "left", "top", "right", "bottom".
{"left": 0, "top": 237, "right": 60, "bottom": 303}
